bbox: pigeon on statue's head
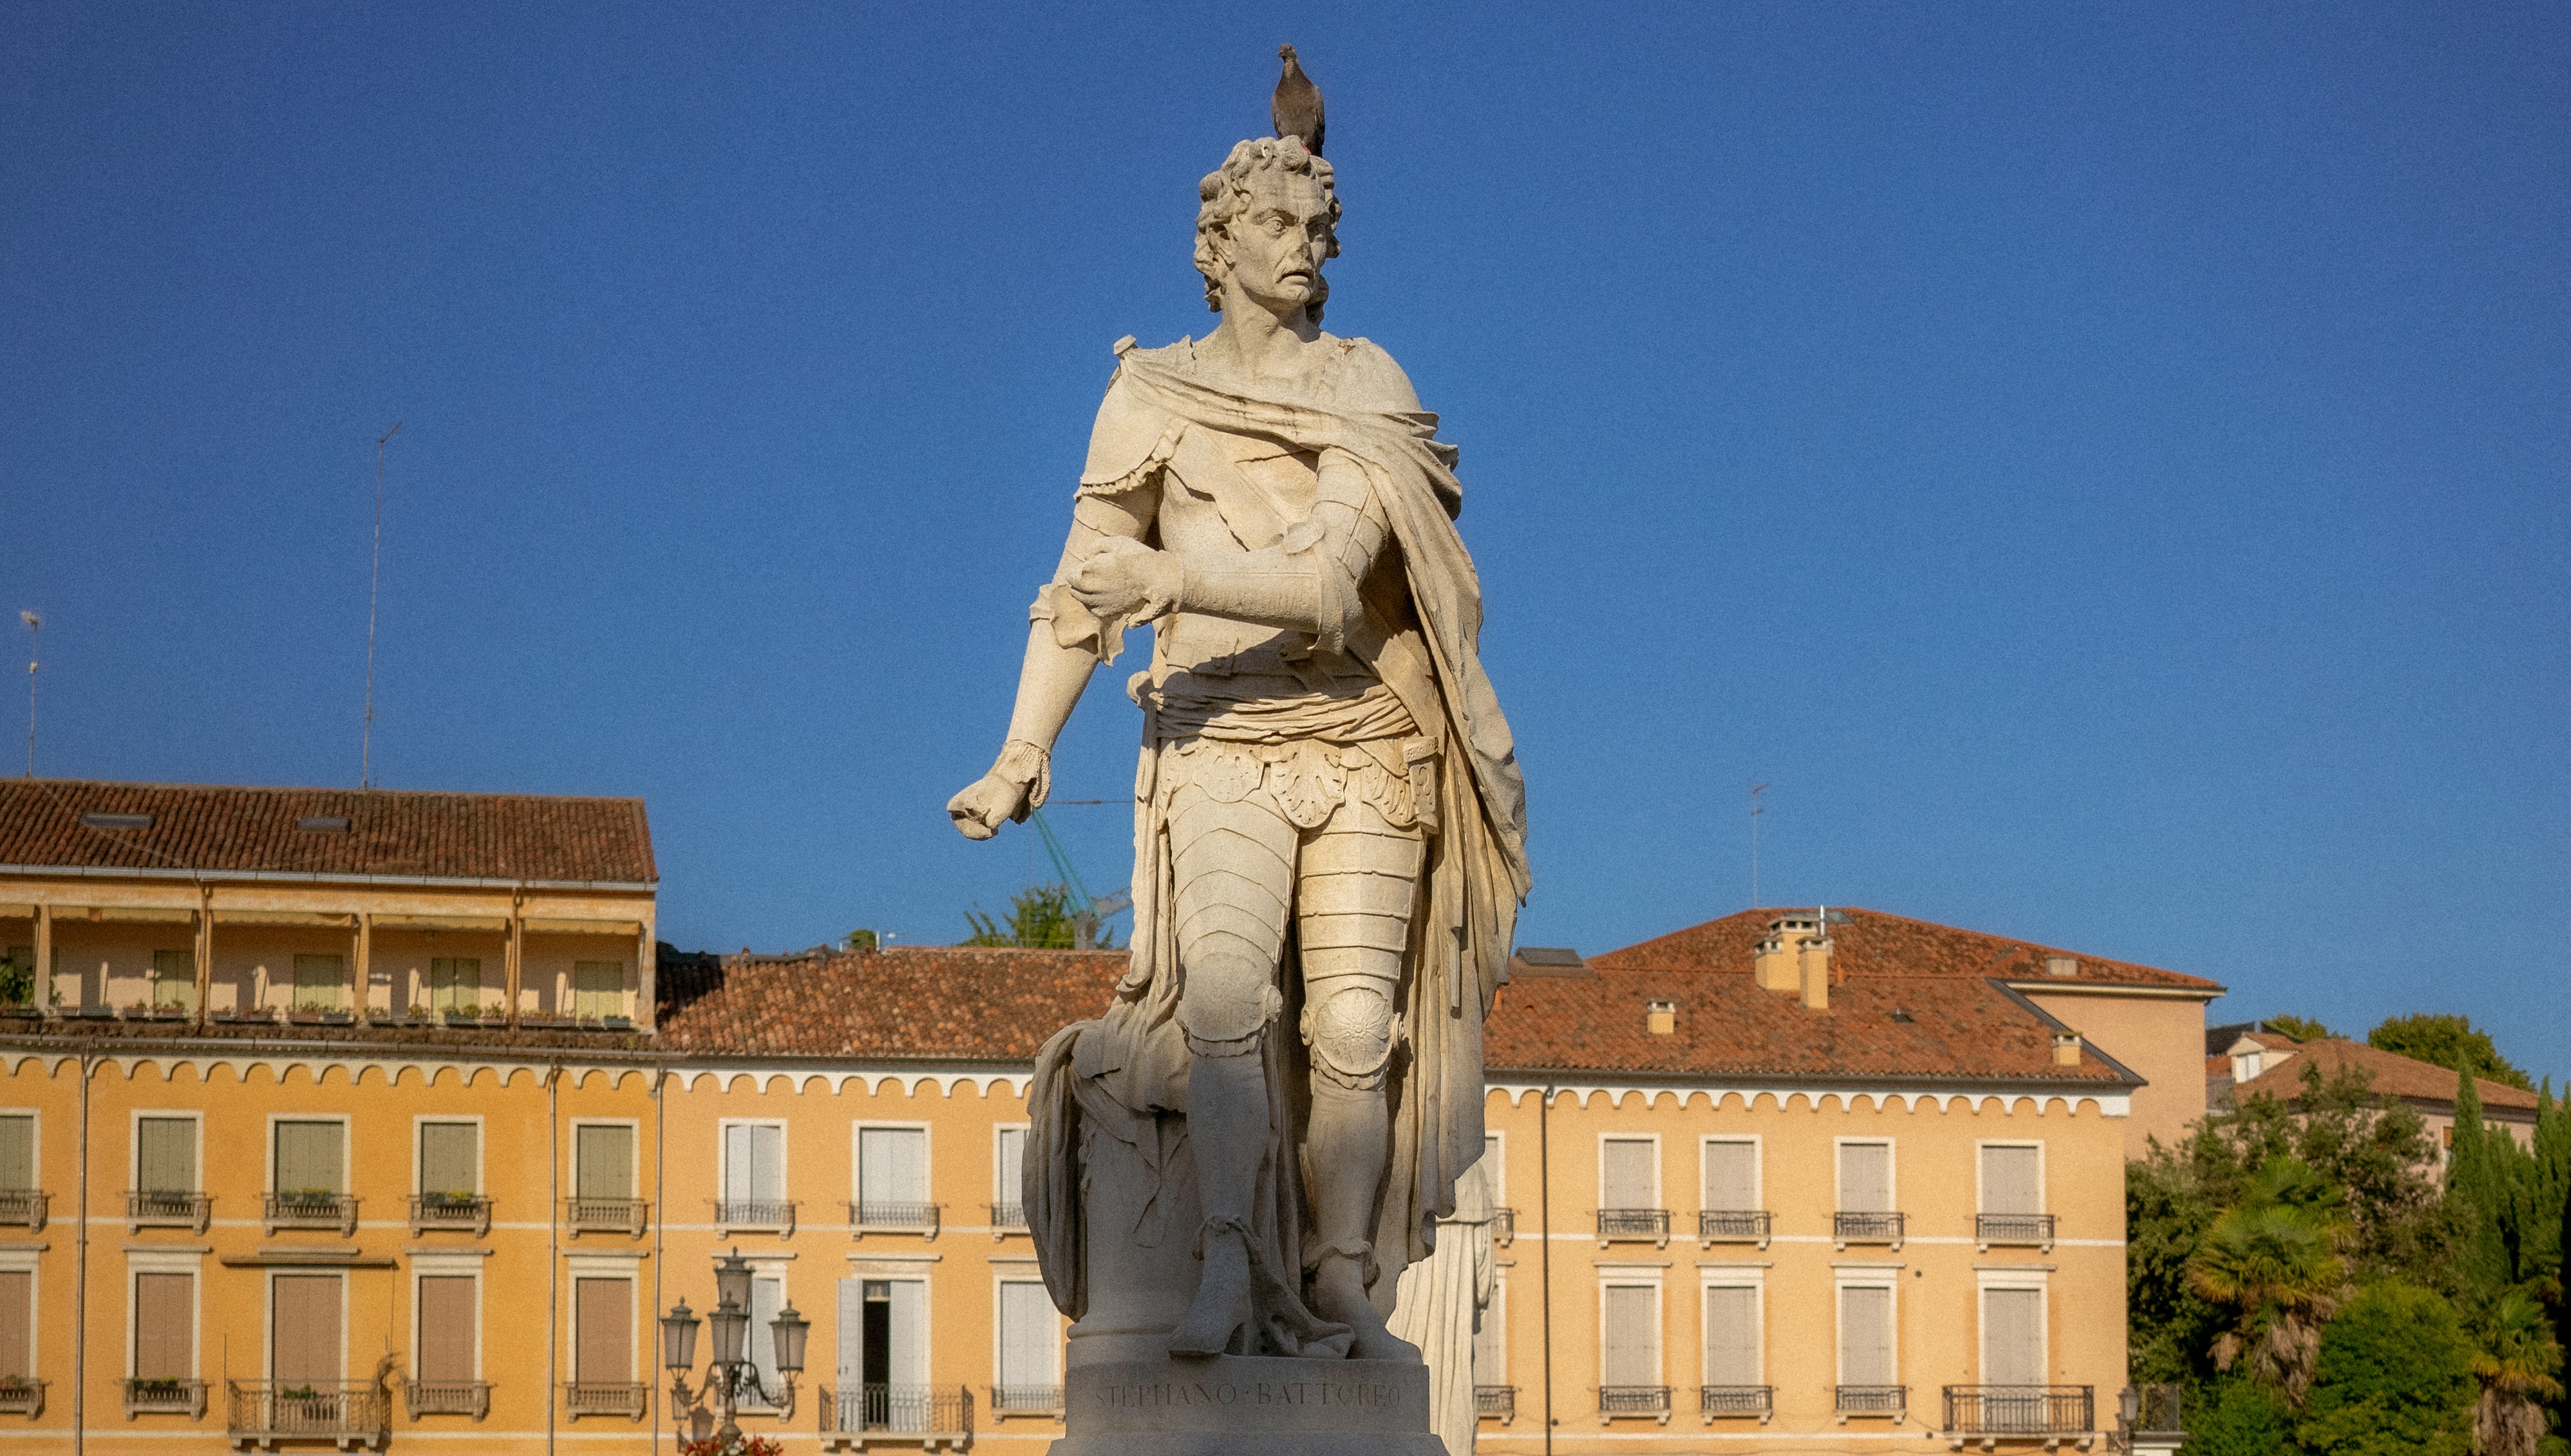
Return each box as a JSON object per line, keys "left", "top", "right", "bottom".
{"left": 1272, "top": 44, "right": 1324, "bottom": 157}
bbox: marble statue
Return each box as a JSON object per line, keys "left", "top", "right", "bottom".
{"left": 1387, "top": 1160, "right": 1498, "bottom": 1456}
{"left": 950, "top": 131, "right": 1529, "bottom": 1451}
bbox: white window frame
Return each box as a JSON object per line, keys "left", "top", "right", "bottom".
{"left": 1481, "top": 1129, "right": 1505, "bottom": 1207}
{"left": 1596, "top": 1133, "right": 1661, "bottom": 1208}
{"left": 564, "top": 1255, "right": 645, "bottom": 1385}
{"left": 1476, "top": 1271, "right": 1508, "bottom": 1386}
{"left": 1698, "top": 1135, "right": 1762, "bottom": 1211}
{"left": 411, "top": 1115, "right": 486, "bottom": 1198}
{"left": 409, "top": 1255, "right": 485, "bottom": 1386}
{"left": 1831, "top": 1137, "right": 1896, "bottom": 1212}
{"left": 0, "top": 1110, "right": 40, "bottom": 1193}
{"left": 129, "top": 1109, "right": 205, "bottom": 1193}
{"left": 992, "top": 1123, "right": 1030, "bottom": 1205}
{"left": 850, "top": 1121, "right": 934, "bottom": 1205}
{"left": 0, "top": 1247, "right": 39, "bottom": 1381}
{"left": 990, "top": 1271, "right": 1061, "bottom": 1403}
{"left": 1831, "top": 1273, "right": 1900, "bottom": 1391}
{"left": 264, "top": 1113, "right": 352, "bottom": 1195}
{"left": 567, "top": 1118, "right": 642, "bottom": 1199}
{"left": 124, "top": 1250, "right": 206, "bottom": 1380}
{"left": 1696, "top": 1266, "right": 1764, "bottom": 1392}
{"left": 717, "top": 1118, "right": 791, "bottom": 1202}
{"left": 1595, "top": 1273, "right": 1665, "bottom": 1394}
{"left": 263, "top": 1267, "right": 350, "bottom": 1381}
{"left": 1972, "top": 1140, "right": 2046, "bottom": 1213}
{"left": 1975, "top": 1268, "right": 2049, "bottom": 1385}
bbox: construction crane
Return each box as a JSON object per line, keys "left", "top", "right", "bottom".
{"left": 1028, "top": 807, "right": 1131, "bottom": 950}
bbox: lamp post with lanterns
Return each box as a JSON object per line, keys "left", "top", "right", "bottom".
{"left": 661, "top": 1249, "right": 809, "bottom": 1446}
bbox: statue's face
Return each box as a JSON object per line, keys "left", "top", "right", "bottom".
{"left": 1221, "top": 167, "right": 1333, "bottom": 316}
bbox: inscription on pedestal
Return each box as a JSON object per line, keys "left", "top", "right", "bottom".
{"left": 1090, "top": 1376, "right": 1398, "bottom": 1411}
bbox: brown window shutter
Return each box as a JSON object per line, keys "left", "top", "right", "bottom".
{"left": 270, "top": 1274, "right": 343, "bottom": 1384}
{"left": 575, "top": 1278, "right": 631, "bottom": 1383}
{"left": 0, "top": 1272, "right": 27, "bottom": 1377}
{"left": 133, "top": 1273, "right": 193, "bottom": 1379}
{"left": 416, "top": 1277, "right": 475, "bottom": 1383}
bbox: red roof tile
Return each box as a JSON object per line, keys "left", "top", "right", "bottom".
{"left": 1596, "top": 907, "right": 2222, "bottom": 993}
{"left": 654, "top": 946, "right": 1127, "bottom": 1061}
{"left": 2232, "top": 1038, "right": 2539, "bottom": 1114}
{"left": 0, "top": 779, "right": 654, "bottom": 884}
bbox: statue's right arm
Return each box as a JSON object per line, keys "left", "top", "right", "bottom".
{"left": 947, "top": 488, "right": 1158, "bottom": 841}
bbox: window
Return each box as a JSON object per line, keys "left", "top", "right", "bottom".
{"left": 151, "top": 950, "right": 194, "bottom": 1011}
{"left": 746, "top": 1273, "right": 785, "bottom": 1405}
{"left": 994, "top": 1127, "right": 1026, "bottom": 1209}
{"left": 417, "top": 1276, "right": 476, "bottom": 1388}
{"left": 856, "top": 1126, "right": 928, "bottom": 1221}
{"left": 274, "top": 1121, "right": 343, "bottom": 1196}
{"left": 1482, "top": 1132, "right": 1504, "bottom": 1202}
{"left": 134, "top": 1272, "right": 193, "bottom": 1380}
{"left": 996, "top": 1281, "right": 1057, "bottom": 1406}
{"left": 0, "top": 1269, "right": 27, "bottom": 1380}
{"left": 272, "top": 1274, "right": 343, "bottom": 1383}
{"left": 1838, "top": 1142, "right": 1891, "bottom": 1211}
{"left": 1702, "top": 1285, "right": 1759, "bottom": 1389}
{"left": 1702, "top": 1139, "right": 1756, "bottom": 1212}
{"left": 1473, "top": 1274, "right": 1506, "bottom": 1385}
{"left": 722, "top": 1124, "right": 785, "bottom": 1207}
{"left": 1601, "top": 1138, "right": 1655, "bottom": 1209}
{"left": 290, "top": 955, "right": 344, "bottom": 1012}
{"left": 1600, "top": 1283, "right": 1659, "bottom": 1387}
{"left": 419, "top": 1123, "right": 478, "bottom": 1199}
{"left": 0, "top": 1116, "right": 32, "bottom": 1192}
{"left": 570, "top": 962, "right": 621, "bottom": 1020}
{"left": 428, "top": 959, "right": 479, "bottom": 1016}
{"left": 1979, "top": 1144, "right": 2041, "bottom": 1215}
{"left": 137, "top": 1117, "right": 198, "bottom": 1217}
{"left": 1981, "top": 1286, "right": 2043, "bottom": 1385}
{"left": 837, "top": 1278, "right": 928, "bottom": 1428}
{"left": 574, "top": 1277, "right": 631, "bottom": 1384}
{"left": 1838, "top": 1284, "right": 1894, "bottom": 1387}
{"left": 576, "top": 1126, "right": 633, "bottom": 1200}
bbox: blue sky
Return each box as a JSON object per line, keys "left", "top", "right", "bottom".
{"left": 4, "top": 5, "right": 2565, "bottom": 1076}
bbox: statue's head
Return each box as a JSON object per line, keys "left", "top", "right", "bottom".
{"left": 1194, "top": 136, "right": 1341, "bottom": 322}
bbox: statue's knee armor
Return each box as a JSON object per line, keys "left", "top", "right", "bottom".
{"left": 1301, "top": 978, "right": 1398, "bottom": 1092}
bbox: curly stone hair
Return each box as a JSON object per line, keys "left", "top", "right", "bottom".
{"left": 1193, "top": 136, "right": 1341, "bottom": 321}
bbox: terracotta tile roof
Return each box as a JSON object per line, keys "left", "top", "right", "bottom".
{"left": 1594, "top": 906, "right": 2222, "bottom": 993}
{"left": 2232, "top": 1038, "right": 2539, "bottom": 1115}
{"left": 0, "top": 779, "right": 654, "bottom": 884}
{"left": 654, "top": 946, "right": 1127, "bottom": 1061}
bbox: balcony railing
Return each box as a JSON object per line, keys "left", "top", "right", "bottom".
{"left": 1489, "top": 1206, "right": 1516, "bottom": 1245}
{"left": 227, "top": 1381, "right": 390, "bottom": 1446}
{"left": 1945, "top": 1385, "right": 2094, "bottom": 1437}
{"left": 565, "top": 1197, "right": 648, "bottom": 1237}
{"left": 820, "top": 1384, "right": 974, "bottom": 1448}
{"left": 988, "top": 1202, "right": 1028, "bottom": 1233}
{"left": 406, "top": 1379, "right": 492, "bottom": 1419}
{"left": 0, "top": 1190, "right": 46, "bottom": 1231}
{"left": 1475, "top": 1385, "right": 1516, "bottom": 1422}
{"left": 563, "top": 1381, "right": 649, "bottom": 1420}
{"left": 410, "top": 1193, "right": 492, "bottom": 1237}
{"left": 1836, "top": 1385, "right": 1908, "bottom": 1419}
{"left": 714, "top": 1199, "right": 798, "bottom": 1237}
{"left": 1975, "top": 1212, "right": 2056, "bottom": 1251}
{"left": 1594, "top": 1208, "right": 1670, "bottom": 1246}
{"left": 1832, "top": 1210, "right": 1905, "bottom": 1248}
{"left": 849, "top": 1200, "right": 943, "bottom": 1239}
{"left": 1700, "top": 1385, "right": 1773, "bottom": 1421}
{"left": 1697, "top": 1208, "right": 1772, "bottom": 1247}
{"left": 126, "top": 1190, "right": 211, "bottom": 1233}
{"left": 988, "top": 1383, "right": 1062, "bottom": 1415}
{"left": 263, "top": 1191, "right": 359, "bottom": 1235}
{"left": 123, "top": 1377, "right": 207, "bottom": 1418}
{"left": 0, "top": 1378, "right": 42, "bottom": 1416}
{"left": 1597, "top": 1385, "right": 1672, "bottom": 1423}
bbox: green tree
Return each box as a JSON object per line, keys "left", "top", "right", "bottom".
{"left": 961, "top": 882, "right": 1115, "bottom": 950}
{"left": 2188, "top": 1376, "right": 2297, "bottom": 1456}
{"left": 842, "top": 928, "right": 878, "bottom": 954}
{"left": 2188, "top": 1159, "right": 2350, "bottom": 1403}
{"left": 2371, "top": 1013, "right": 2535, "bottom": 1092}
{"left": 2297, "top": 1281, "right": 2477, "bottom": 1456}
{"left": 2465, "top": 1286, "right": 2565, "bottom": 1456}
{"left": 2266, "top": 1014, "right": 2335, "bottom": 1043}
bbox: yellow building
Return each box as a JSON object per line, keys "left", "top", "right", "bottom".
{"left": 0, "top": 780, "right": 2218, "bottom": 1454}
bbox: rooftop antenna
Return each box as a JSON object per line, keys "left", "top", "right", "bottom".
{"left": 1749, "top": 781, "right": 1769, "bottom": 909}
{"left": 17, "top": 611, "right": 38, "bottom": 779}
{"left": 363, "top": 421, "right": 401, "bottom": 788}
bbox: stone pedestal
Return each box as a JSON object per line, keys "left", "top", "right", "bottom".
{"left": 1050, "top": 1354, "right": 1446, "bottom": 1456}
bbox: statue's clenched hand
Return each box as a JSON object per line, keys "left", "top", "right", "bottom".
{"left": 946, "top": 774, "right": 1025, "bottom": 841}
{"left": 1066, "top": 537, "right": 1182, "bottom": 622}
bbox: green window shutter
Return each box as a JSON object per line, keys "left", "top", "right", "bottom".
{"left": 572, "top": 961, "right": 621, "bottom": 1020}
{"left": 576, "top": 1125, "right": 633, "bottom": 1201}
{"left": 137, "top": 1117, "right": 195, "bottom": 1193}
{"left": 429, "top": 958, "right": 482, "bottom": 1014}
{"left": 419, "top": 1123, "right": 477, "bottom": 1197}
{"left": 274, "top": 1120, "right": 344, "bottom": 1194}
{"left": 152, "top": 950, "right": 195, "bottom": 1010}
{"left": 292, "top": 955, "right": 344, "bottom": 1011}
{"left": 0, "top": 1117, "right": 31, "bottom": 1192}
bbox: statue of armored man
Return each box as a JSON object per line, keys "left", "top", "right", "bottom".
{"left": 949, "top": 129, "right": 1529, "bottom": 1394}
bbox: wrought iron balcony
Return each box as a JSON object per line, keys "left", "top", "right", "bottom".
{"left": 849, "top": 1200, "right": 943, "bottom": 1239}
{"left": 1475, "top": 1384, "right": 1516, "bottom": 1422}
{"left": 263, "top": 1191, "right": 359, "bottom": 1235}
{"left": 713, "top": 1198, "right": 798, "bottom": 1236}
{"left": 405, "top": 1380, "right": 493, "bottom": 1419}
{"left": 565, "top": 1196, "right": 648, "bottom": 1237}
{"left": 562, "top": 1381, "right": 649, "bottom": 1420}
{"left": 0, "top": 1190, "right": 46, "bottom": 1231}
{"left": 988, "top": 1383, "right": 1062, "bottom": 1415}
{"left": 1597, "top": 1385, "right": 1672, "bottom": 1423}
{"left": 820, "top": 1384, "right": 974, "bottom": 1449}
{"left": 127, "top": 1190, "right": 211, "bottom": 1233}
{"left": 1944, "top": 1385, "right": 2094, "bottom": 1437}
{"left": 1594, "top": 1208, "right": 1671, "bottom": 1246}
{"left": 1832, "top": 1209, "right": 1906, "bottom": 1248}
{"left": 988, "top": 1201, "right": 1028, "bottom": 1233}
{"left": 1975, "top": 1211, "right": 2056, "bottom": 1251}
{"left": 0, "top": 1377, "right": 42, "bottom": 1415}
{"left": 1700, "top": 1384, "right": 1773, "bottom": 1421}
{"left": 123, "top": 1377, "right": 207, "bottom": 1418}
{"left": 1835, "top": 1384, "right": 1908, "bottom": 1419}
{"left": 1697, "top": 1208, "right": 1772, "bottom": 1247}
{"left": 227, "top": 1381, "right": 390, "bottom": 1446}
{"left": 408, "top": 1193, "right": 491, "bottom": 1237}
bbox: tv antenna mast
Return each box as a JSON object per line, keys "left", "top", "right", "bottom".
{"left": 363, "top": 421, "right": 401, "bottom": 788}
{"left": 17, "top": 611, "right": 38, "bottom": 779}
{"left": 1749, "top": 780, "right": 1770, "bottom": 909}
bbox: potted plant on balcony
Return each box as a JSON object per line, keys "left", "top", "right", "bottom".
{"left": 679, "top": 1436, "right": 784, "bottom": 1456}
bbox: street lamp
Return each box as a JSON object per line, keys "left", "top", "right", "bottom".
{"left": 662, "top": 1248, "right": 807, "bottom": 1444}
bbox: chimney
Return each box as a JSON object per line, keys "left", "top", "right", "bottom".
{"left": 1646, "top": 998, "right": 1676, "bottom": 1035}
{"left": 2044, "top": 955, "right": 2079, "bottom": 978}
{"left": 2053, "top": 1032, "right": 2082, "bottom": 1067}
{"left": 1799, "top": 929, "right": 1832, "bottom": 1011}
{"left": 1754, "top": 915, "right": 1821, "bottom": 994}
